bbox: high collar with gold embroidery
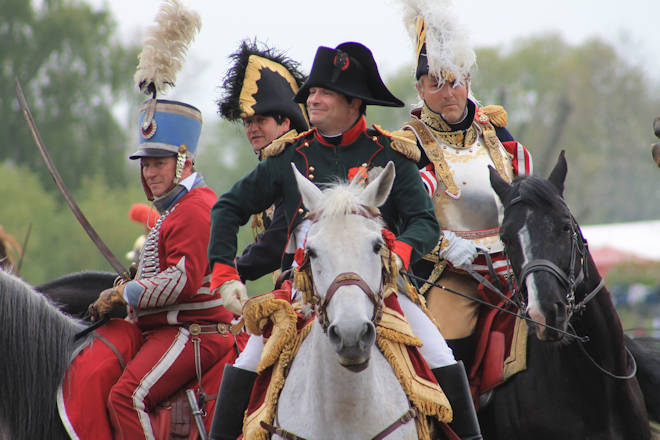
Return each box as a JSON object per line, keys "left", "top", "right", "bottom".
{"left": 420, "top": 102, "right": 478, "bottom": 149}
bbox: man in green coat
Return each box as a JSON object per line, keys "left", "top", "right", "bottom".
{"left": 208, "top": 42, "right": 476, "bottom": 440}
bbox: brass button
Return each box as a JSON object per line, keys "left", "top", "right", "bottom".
{"left": 309, "top": 166, "right": 315, "bottom": 172}
{"left": 188, "top": 323, "right": 201, "bottom": 336}
{"left": 303, "top": 142, "right": 309, "bottom": 147}
{"left": 361, "top": 163, "right": 367, "bottom": 167}
{"left": 298, "top": 208, "right": 304, "bottom": 214}
{"left": 372, "top": 136, "right": 378, "bottom": 141}
{"left": 308, "top": 174, "right": 315, "bottom": 180}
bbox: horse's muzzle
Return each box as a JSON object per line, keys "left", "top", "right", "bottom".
{"left": 329, "top": 321, "right": 376, "bottom": 371}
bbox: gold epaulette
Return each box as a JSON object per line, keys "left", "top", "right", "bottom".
{"left": 479, "top": 105, "right": 508, "bottom": 127}
{"left": 372, "top": 124, "right": 421, "bottom": 162}
{"left": 260, "top": 129, "right": 307, "bottom": 159}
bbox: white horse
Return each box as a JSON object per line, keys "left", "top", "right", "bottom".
{"left": 271, "top": 162, "right": 419, "bottom": 439}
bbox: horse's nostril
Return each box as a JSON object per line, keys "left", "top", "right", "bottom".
{"left": 328, "top": 324, "right": 342, "bottom": 349}
{"left": 359, "top": 322, "right": 376, "bottom": 350}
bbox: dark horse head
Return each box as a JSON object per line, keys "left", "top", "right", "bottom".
{"left": 489, "top": 151, "right": 593, "bottom": 341}
{"left": 480, "top": 152, "right": 654, "bottom": 440}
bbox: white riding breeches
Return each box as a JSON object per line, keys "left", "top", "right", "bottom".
{"left": 233, "top": 334, "right": 264, "bottom": 372}
{"left": 397, "top": 293, "right": 456, "bottom": 368}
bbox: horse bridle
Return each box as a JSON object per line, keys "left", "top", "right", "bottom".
{"left": 505, "top": 196, "right": 636, "bottom": 380}
{"left": 508, "top": 195, "right": 603, "bottom": 321}
{"left": 297, "top": 205, "right": 386, "bottom": 333}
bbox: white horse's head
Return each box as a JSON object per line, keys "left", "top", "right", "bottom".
{"left": 292, "top": 162, "right": 396, "bottom": 372}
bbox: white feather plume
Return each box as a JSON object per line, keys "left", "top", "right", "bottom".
{"left": 134, "top": 0, "right": 201, "bottom": 95}
{"left": 401, "top": 0, "right": 476, "bottom": 82}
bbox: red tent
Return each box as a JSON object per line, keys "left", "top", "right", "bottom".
{"left": 590, "top": 246, "right": 651, "bottom": 275}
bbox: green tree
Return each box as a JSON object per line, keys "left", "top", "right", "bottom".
{"left": 2, "top": 0, "right": 140, "bottom": 193}
{"left": 376, "top": 34, "right": 660, "bottom": 224}
{"left": 472, "top": 34, "right": 660, "bottom": 223}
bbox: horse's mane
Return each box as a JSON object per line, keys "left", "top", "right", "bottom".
{"left": 0, "top": 271, "right": 90, "bottom": 439}
{"left": 313, "top": 181, "right": 385, "bottom": 227}
{"left": 510, "top": 175, "right": 566, "bottom": 213}
{"left": 35, "top": 270, "right": 116, "bottom": 291}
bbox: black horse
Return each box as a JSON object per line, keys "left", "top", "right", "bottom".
{"left": 479, "top": 151, "right": 652, "bottom": 439}
{"left": 35, "top": 270, "right": 125, "bottom": 318}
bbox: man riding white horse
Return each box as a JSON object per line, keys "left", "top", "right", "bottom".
{"left": 208, "top": 41, "right": 481, "bottom": 439}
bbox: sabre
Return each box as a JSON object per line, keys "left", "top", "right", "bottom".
{"left": 185, "top": 389, "right": 209, "bottom": 440}
{"left": 15, "top": 79, "right": 130, "bottom": 280}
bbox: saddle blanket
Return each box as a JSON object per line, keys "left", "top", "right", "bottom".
{"left": 240, "top": 281, "right": 460, "bottom": 440}
{"left": 469, "top": 276, "right": 528, "bottom": 408}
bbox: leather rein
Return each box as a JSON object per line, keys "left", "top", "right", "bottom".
{"left": 507, "top": 195, "right": 604, "bottom": 322}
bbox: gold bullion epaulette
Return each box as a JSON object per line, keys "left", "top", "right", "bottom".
{"left": 261, "top": 129, "right": 307, "bottom": 159}
{"left": 478, "top": 105, "right": 508, "bottom": 128}
{"left": 372, "top": 124, "right": 421, "bottom": 162}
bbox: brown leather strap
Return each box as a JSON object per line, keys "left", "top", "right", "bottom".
{"left": 260, "top": 421, "right": 307, "bottom": 440}
{"left": 324, "top": 272, "right": 379, "bottom": 310}
{"left": 373, "top": 407, "right": 418, "bottom": 440}
{"left": 186, "top": 322, "right": 232, "bottom": 336}
{"left": 259, "top": 407, "right": 417, "bottom": 440}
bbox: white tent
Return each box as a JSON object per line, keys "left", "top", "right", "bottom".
{"left": 581, "top": 220, "right": 660, "bottom": 261}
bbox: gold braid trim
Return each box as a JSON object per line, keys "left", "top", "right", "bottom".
{"left": 477, "top": 120, "right": 511, "bottom": 184}
{"left": 293, "top": 264, "right": 314, "bottom": 305}
{"left": 243, "top": 321, "right": 313, "bottom": 440}
{"left": 480, "top": 105, "right": 508, "bottom": 127}
{"left": 259, "top": 129, "right": 299, "bottom": 160}
{"left": 405, "top": 119, "right": 460, "bottom": 198}
{"left": 242, "top": 294, "right": 300, "bottom": 373}
{"left": 419, "top": 104, "right": 478, "bottom": 148}
{"left": 377, "top": 335, "right": 453, "bottom": 427}
{"left": 502, "top": 317, "right": 528, "bottom": 381}
{"left": 372, "top": 124, "right": 421, "bottom": 162}
{"left": 378, "top": 305, "right": 422, "bottom": 347}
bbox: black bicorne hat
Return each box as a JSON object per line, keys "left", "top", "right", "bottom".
{"left": 217, "top": 39, "right": 309, "bottom": 133}
{"left": 294, "top": 42, "right": 404, "bottom": 108}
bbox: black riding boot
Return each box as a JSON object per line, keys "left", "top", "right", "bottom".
{"left": 209, "top": 364, "right": 258, "bottom": 440}
{"left": 446, "top": 333, "right": 477, "bottom": 374}
{"left": 432, "top": 361, "right": 482, "bottom": 440}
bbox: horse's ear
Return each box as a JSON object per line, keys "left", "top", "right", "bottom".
{"left": 291, "top": 163, "right": 323, "bottom": 211}
{"left": 359, "top": 161, "right": 395, "bottom": 207}
{"left": 547, "top": 150, "right": 567, "bottom": 197}
{"left": 489, "top": 165, "right": 512, "bottom": 204}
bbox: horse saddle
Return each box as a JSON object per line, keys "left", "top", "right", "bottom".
{"left": 57, "top": 318, "right": 235, "bottom": 440}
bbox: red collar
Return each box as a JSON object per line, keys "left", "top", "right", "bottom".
{"left": 313, "top": 116, "right": 367, "bottom": 146}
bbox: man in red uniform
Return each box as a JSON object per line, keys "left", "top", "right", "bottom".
{"left": 89, "top": 99, "right": 243, "bottom": 439}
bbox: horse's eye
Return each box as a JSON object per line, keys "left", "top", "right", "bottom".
{"left": 307, "top": 248, "right": 317, "bottom": 259}
{"left": 373, "top": 241, "right": 382, "bottom": 254}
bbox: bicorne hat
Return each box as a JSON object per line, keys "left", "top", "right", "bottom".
{"left": 218, "top": 39, "right": 309, "bottom": 133}
{"left": 129, "top": 99, "right": 202, "bottom": 160}
{"left": 294, "top": 42, "right": 403, "bottom": 108}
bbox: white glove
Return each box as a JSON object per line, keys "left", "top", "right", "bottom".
{"left": 219, "top": 280, "right": 248, "bottom": 315}
{"left": 438, "top": 230, "right": 478, "bottom": 270}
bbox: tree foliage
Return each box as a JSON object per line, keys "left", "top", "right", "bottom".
{"left": 472, "top": 33, "right": 660, "bottom": 223}
{"left": 3, "top": 9, "right": 658, "bottom": 294}
{"left": 367, "top": 34, "right": 660, "bottom": 224}
{"left": 1, "top": 0, "right": 140, "bottom": 193}
{"left": 0, "top": 162, "right": 144, "bottom": 284}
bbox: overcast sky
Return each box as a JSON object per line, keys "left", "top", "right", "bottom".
{"left": 87, "top": 0, "right": 660, "bottom": 118}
